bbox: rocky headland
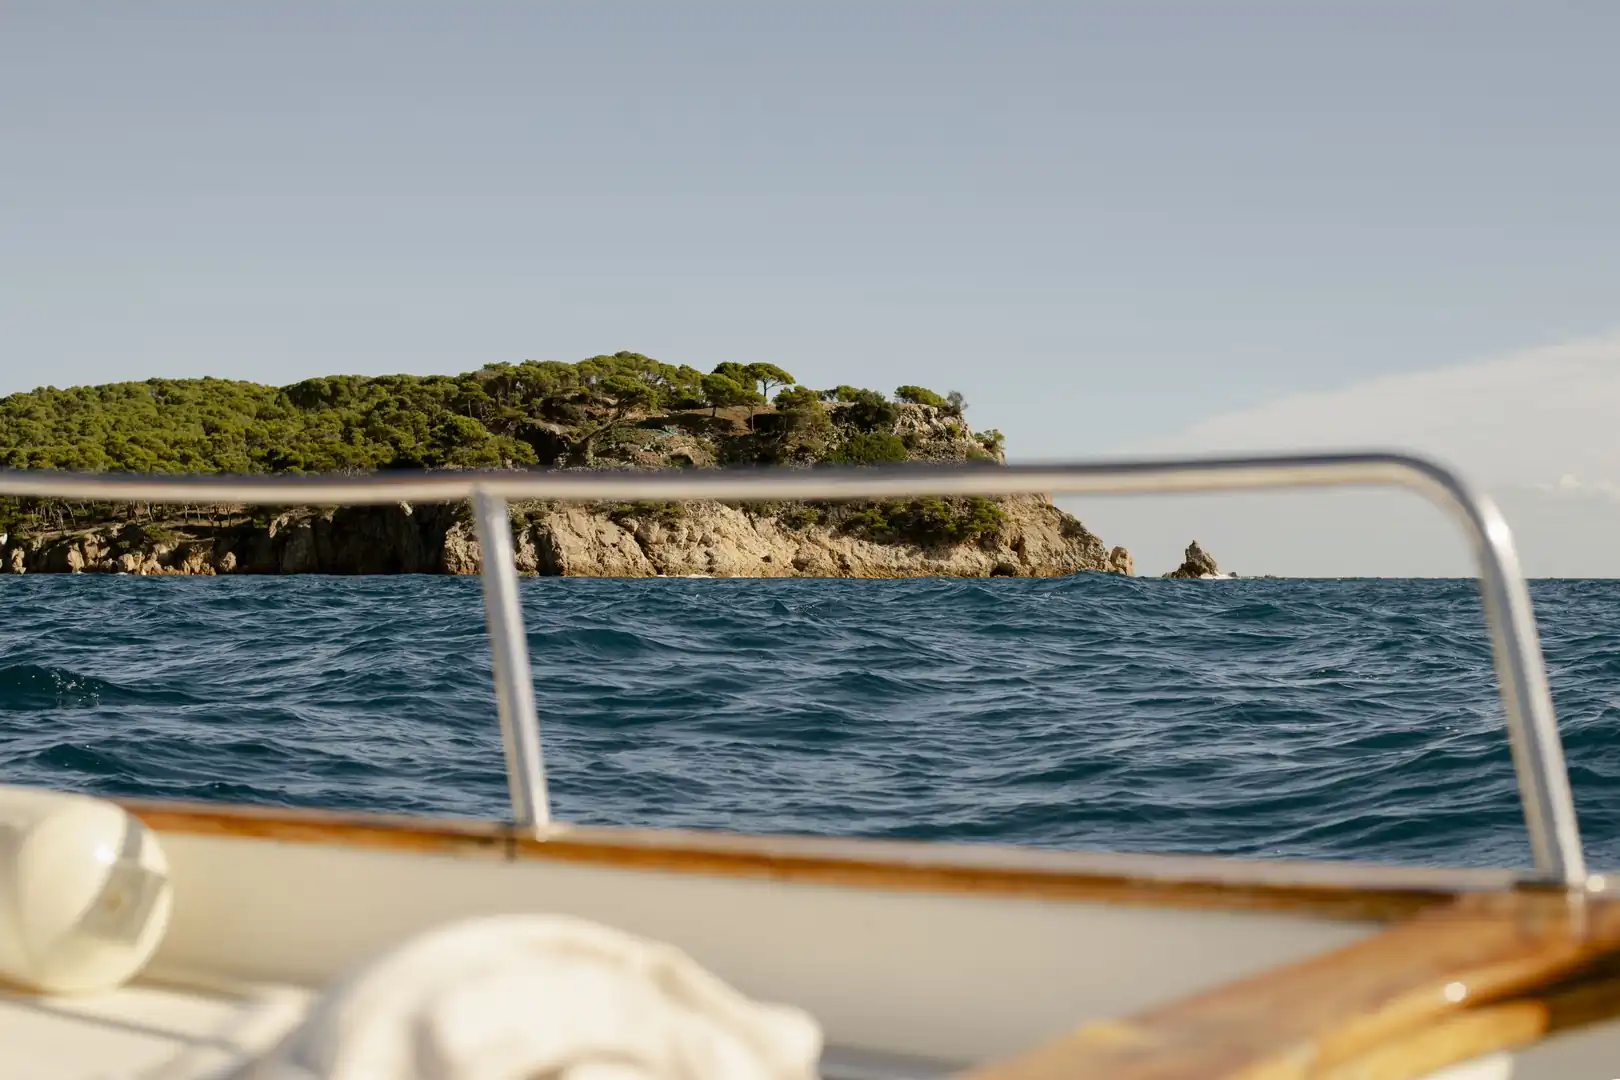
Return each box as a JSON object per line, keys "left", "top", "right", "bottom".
{"left": 0, "top": 356, "right": 1133, "bottom": 578}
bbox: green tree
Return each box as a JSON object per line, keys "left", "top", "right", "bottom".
{"left": 710, "top": 362, "right": 753, "bottom": 385}
{"left": 700, "top": 373, "right": 760, "bottom": 419}
{"left": 772, "top": 386, "right": 832, "bottom": 457}
{"left": 707, "top": 363, "right": 778, "bottom": 428}
{"left": 665, "top": 364, "right": 707, "bottom": 409}
{"left": 773, "top": 385, "right": 820, "bottom": 411}
{"left": 567, "top": 364, "right": 659, "bottom": 465}
{"left": 427, "top": 415, "right": 536, "bottom": 468}
{"left": 745, "top": 363, "right": 796, "bottom": 400}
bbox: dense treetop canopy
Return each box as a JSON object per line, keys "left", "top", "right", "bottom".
{"left": 0, "top": 353, "right": 973, "bottom": 474}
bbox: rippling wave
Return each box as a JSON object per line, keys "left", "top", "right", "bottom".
{"left": 3, "top": 575, "right": 1619, "bottom": 870}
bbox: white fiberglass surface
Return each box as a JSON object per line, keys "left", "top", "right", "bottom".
{"left": 144, "top": 831, "right": 1377, "bottom": 1062}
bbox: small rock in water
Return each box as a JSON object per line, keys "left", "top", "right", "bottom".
{"left": 1163, "top": 541, "right": 1222, "bottom": 579}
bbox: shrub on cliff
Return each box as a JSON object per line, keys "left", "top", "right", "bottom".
{"left": 837, "top": 496, "right": 1006, "bottom": 547}
{"left": 604, "top": 502, "right": 685, "bottom": 527}
{"left": 773, "top": 386, "right": 819, "bottom": 411}
{"left": 770, "top": 503, "right": 826, "bottom": 530}
{"left": 828, "top": 388, "right": 897, "bottom": 433}
{"left": 894, "top": 385, "right": 947, "bottom": 407}
{"left": 831, "top": 431, "right": 909, "bottom": 465}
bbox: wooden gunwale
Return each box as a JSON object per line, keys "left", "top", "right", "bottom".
{"left": 117, "top": 796, "right": 1528, "bottom": 921}
{"left": 964, "top": 891, "right": 1620, "bottom": 1080}
{"left": 1307, "top": 950, "right": 1620, "bottom": 1080}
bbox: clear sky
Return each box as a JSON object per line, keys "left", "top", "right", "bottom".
{"left": 3, "top": 3, "right": 1617, "bottom": 574}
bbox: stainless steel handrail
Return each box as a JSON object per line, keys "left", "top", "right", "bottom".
{"left": 0, "top": 451, "right": 1585, "bottom": 885}
{"left": 471, "top": 489, "right": 550, "bottom": 831}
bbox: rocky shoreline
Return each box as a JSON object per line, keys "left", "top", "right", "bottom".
{"left": 0, "top": 495, "right": 1134, "bottom": 579}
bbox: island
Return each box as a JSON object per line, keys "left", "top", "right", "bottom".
{"left": 0, "top": 352, "right": 1134, "bottom": 578}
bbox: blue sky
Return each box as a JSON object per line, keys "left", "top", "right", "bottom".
{"left": 3, "top": 3, "right": 1617, "bottom": 573}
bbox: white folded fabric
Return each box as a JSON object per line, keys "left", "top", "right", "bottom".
{"left": 235, "top": 915, "right": 822, "bottom": 1080}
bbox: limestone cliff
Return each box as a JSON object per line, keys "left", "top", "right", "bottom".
{"left": 0, "top": 495, "right": 1132, "bottom": 578}
{"left": 525, "top": 495, "right": 1131, "bottom": 578}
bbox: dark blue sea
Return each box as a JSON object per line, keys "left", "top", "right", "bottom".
{"left": 2, "top": 575, "right": 1618, "bottom": 870}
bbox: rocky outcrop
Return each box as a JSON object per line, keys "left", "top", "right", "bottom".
{"left": 0, "top": 495, "right": 1130, "bottom": 578}
{"left": 1163, "top": 541, "right": 1229, "bottom": 579}
{"left": 0, "top": 505, "right": 470, "bottom": 577}
{"left": 530, "top": 495, "right": 1116, "bottom": 578}
{"left": 1107, "top": 546, "right": 1134, "bottom": 576}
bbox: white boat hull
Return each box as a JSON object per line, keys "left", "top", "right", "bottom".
{"left": 9, "top": 795, "right": 1620, "bottom": 1080}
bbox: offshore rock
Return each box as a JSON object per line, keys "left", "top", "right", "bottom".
{"left": 1163, "top": 541, "right": 1222, "bottom": 579}
{"left": 0, "top": 494, "right": 1131, "bottom": 579}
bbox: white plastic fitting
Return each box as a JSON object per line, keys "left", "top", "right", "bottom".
{"left": 0, "top": 785, "right": 172, "bottom": 994}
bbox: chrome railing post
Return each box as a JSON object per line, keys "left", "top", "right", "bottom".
{"left": 1450, "top": 494, "right": 1585, "bottom": 887}
{"left": 471, "top": 487, "right": 550, "bottom": 834}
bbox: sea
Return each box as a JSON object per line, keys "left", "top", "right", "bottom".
{"left": 2, "top": 574, "right": 1618, "bottom": 870}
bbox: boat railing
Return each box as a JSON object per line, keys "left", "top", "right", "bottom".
{"left": 0, "top": 452, "right": 1587, "bottom": 888}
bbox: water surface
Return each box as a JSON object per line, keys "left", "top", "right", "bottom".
{"left": 3, "top": 575, "right": 1618, "bottom": 868}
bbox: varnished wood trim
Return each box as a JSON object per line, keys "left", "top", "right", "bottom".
{"left": 117, "top": 797, "right": 1525, "bottom": 921}
{"left": 1315, "top": 1001, "right": 1546, "bottom": 1080}
{"left": 124, "top": 800, "right": 510, "bottom": 858}
{"left": 961, "top": 891, "right": 1620, "bottom": 1080}
{"left": 1224, "top": 949, "right": 1620, "bottom": 1080}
